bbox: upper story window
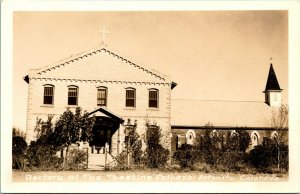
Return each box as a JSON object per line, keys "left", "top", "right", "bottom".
{"left": 68, "top": 86, "right": 78, "bottom": 106}
{"left": 43, "top": 85, "right": 54, "bottom": 105}
{"left": 97, "top": 87, "right": 107, "bottom": 106}
{"left": 149, "top": 89, "right": 159, "bottom": 108}
{"left": 125, "top": 88, "right": 135, "bottom": 108}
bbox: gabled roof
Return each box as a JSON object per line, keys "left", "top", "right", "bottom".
{"left": 265, "top": 63, "right": 282, "bottom": 91}
{"left": 24, "top": 46, "right": 175, "bottom": 85}
{"left": 88, "top": 107, "right": 124, "bottom": 124}
{"left": 171, "top": 99, "right": 279, "bottom": 128}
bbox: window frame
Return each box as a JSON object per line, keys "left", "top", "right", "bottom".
{"left": 125, "top": 87, "right": 136, "bottom": 108}
{"left": 97, "top": 86, "right": 108, "bottom": 106}
{"left": 43, "top": 84, "right": 54, "bottom": 105}
{"left": 67, "top": 85, "right": 79, "bottom": 106}
{"left": 148, "top": 88, "right": 159, "bottom": 108}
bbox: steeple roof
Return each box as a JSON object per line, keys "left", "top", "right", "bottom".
{"left": 265, "top": 63, "right": 282, "bottom": 91}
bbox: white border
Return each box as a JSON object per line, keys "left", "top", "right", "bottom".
{"left": 2, "top": 0, "right": 300, "bottom": 193}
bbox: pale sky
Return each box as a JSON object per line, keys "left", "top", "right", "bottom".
{"left": 13, "top": 11, "right": 288, "bottom": 131}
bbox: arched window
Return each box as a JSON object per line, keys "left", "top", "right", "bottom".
{"left": 68, "top": 85, "right": 78, "bottom": 106}
{"left": 251, "top": 131, "right": 260, "bottom": 149}
{"left": 125, "top": 87, "right": 135, "bottom": 107}
{"left": 230, "top": 130, "right": 239, "bottom": 138}
{"left": 186, "top": 130, "right": 196, "bottom": 145}
{"left": 43, "top": 84, "right": 54, "bottom": 105}
{"left": 210, "top": 129, "right": 219, "bottom": 138}
{"left": 148, "top": 88, "right": 159, "bottom": 108}
{"left": 97, "top": 86, "right": 107, "bottom": 106}
{"left": 271, "top": 131, "right": 279, "bottom": 142}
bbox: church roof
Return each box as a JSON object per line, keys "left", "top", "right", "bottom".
{"left": 171, "top": 99, "right": 279, "bottom": 129}
{"left": 265, "top": 63, "right": 282, "bottom": 91}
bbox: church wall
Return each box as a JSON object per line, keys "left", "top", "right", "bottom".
{"left": 171, "top": 128, "right": 282, "bottom": 152}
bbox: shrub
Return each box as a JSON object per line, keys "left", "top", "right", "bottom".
{"left": 144, "top": 124, "right": 169, "bottom": 168}
{"left": 124, "top": 119, "right": 143, "bottom": 165}
{"left": 26, "top": 140, "right": 63, "bottom": 171}
{"left": 12, "top": 128, "right": 28, "bottom": 170}
{"left": 64, "top": 148, "right": 87, "bottom": 170}
{"left": 173, "top": 144, "right": 199, "bottom": 169}
{"left": 25, "top": 108, "right": 95, "bottom": 171}
{"left": 248, "top": 142, "right": 288, "bottom": 172}
{"left": 12, "top": 136, "right": 28, "bottom": 169}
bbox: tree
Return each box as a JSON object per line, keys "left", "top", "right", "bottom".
{"left": 144, "top": 123, "right": 169, "bottom": 168}
{"left": 51, "top": 107, "right": 95, "bottom": 147}
{"left": 124, "top": 119, "right": 142, "bottom": 166}
{"left": 26, "top": 107, "right": 95, "bottom": 170}
{"left": 237, "top": 130, "right": 251, "bottom": 153}
{"left": 271, "top": 104, "right": 288, "bottom": 170}
{"left": 12, "top": 128, "right": 27, "bottom": 169}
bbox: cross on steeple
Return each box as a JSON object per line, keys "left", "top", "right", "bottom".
{"left": 99, "top": 26, "right": 109, "bottom": 44}
{"left": 270, "top": 57, "right": 273, "bottom": 63}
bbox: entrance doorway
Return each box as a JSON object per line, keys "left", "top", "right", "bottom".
{"left": 90, "top": 116, "right": 120, "bottom": 154}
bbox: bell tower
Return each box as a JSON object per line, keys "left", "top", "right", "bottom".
{"left": 263, "top": 63, "right": 283, "bottom": 107}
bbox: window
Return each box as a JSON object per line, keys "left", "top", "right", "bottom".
{"left": 149, "top": 89, "right": 159, "bottom": 108}
{"left": 68, "top": 86, "right": 78, "bottom": 105}
{"left": 97, "top": 87, "right": 107, "bottom": 106}
{"left": 43, "top": 85, "right": 54, "bottom": 105}
{"left": 251, "top": 131, "right": 260, "bottom": 149}
{"left": 125, "top": 88, "right": 135, "bottom": 107}
{"left": 186, "top": 130, "right": 196, "bottom": 145}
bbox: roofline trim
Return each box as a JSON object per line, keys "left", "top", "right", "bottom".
{"left": 27, "top": 77, "right": 171, "bottom": 86}
{"left": 33, "top": 47, "right": 167, "bottom": 81}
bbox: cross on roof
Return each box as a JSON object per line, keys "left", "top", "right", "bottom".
{"left": 99, "top": 26, "right": 109, "bottom": 44}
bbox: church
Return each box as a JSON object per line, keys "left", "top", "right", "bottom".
{"left": 24, "top": 39, "right": 286, "bottom": 167}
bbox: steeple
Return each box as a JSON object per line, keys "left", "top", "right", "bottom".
{"left": 265, "top": 63, "right": 281, "bottom": 91}
{"left": 263, "top": 63, "right": 283, "bottom": 107}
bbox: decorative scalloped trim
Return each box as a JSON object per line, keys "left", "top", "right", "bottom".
{"left": 30, "top": 77, "right": 170, "bottom": 86}
{"left": 36, "top": 48, "right": 166, "bottom": 81}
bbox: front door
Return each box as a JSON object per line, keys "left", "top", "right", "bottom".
{"left": 91, "top": 116, "right": 119, "bottom": 154}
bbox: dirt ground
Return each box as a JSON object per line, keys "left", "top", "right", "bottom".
{"left": 12, "top": 169, "right": 288, "bottom": 182}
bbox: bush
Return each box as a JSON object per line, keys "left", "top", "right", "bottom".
{"left": 26, "top": 140, "right": 63, "bottom": 171}
{"left": 173, "top": 144, "right": 200, "bottom": 169}
{"left": 248, "top": 142, "right": 288, "bottom": 172}
{"left": 12, "top": 135, "right": 28, "bottom": 169}
{"left": 144, "top": 124, "right": 169, "bottom": 168}
{"left": 64, "top": 148, "right": 87, "bottom": 170}
{"left": 124, "top": 119, "right": 143, "bottom": 165}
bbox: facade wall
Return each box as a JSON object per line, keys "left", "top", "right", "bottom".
{"left": 25, "top": 78, "right": 172, "bottom": 156}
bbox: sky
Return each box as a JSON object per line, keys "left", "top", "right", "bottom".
{"left": 13, "top": 11, "right": 288, "bottom": 131}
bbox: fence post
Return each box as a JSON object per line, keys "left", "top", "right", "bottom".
{"left": 86, "top": 147, "right": 89, "bottom": 169}
{"left": 105, "top": 143, "right": 108, "bottom": 170}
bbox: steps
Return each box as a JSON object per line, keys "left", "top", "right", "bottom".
{"left": 87, "top": 153, "right": 106, "bottom": 170}
{"left": 87, "top": 152, "right": 116, "bottom": 170}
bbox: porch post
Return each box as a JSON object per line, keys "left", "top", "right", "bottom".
{"left": 117, "top": 126, "right": 120, "bottom": 155}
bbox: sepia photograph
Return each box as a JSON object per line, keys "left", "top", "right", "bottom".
{"left": 2, "top": 0, "right": 300, "bottom": 193}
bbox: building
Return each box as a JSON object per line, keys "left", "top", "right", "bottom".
{"left": 24, "top": 43, "right": 287, "bottom": 167}
{"left": 171, "top": 63, "right": 287, "bottom": 151}
{"left": 24, "top": 44, "right": 176, "bottom": 159}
